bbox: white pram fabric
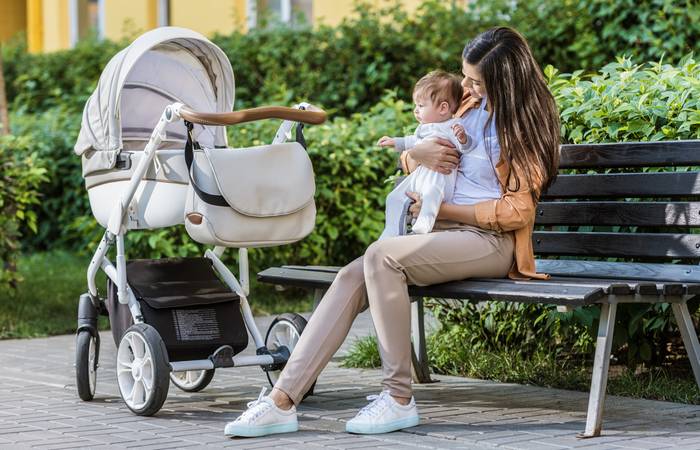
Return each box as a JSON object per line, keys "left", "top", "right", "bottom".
{"left": 75, "top": 27, "right": 234, "bottom": 230}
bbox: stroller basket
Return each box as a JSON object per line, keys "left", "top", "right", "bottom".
{"left": 106, "top": 258, "right": 248, "bottom": 362}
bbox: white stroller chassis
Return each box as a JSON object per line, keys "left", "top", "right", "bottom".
{"left": 76, "top": 102, "right": 326, "bottom": 415}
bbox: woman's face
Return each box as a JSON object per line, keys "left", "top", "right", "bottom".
{"left": 461, "top": 61, "right": 486, "bottom": 99}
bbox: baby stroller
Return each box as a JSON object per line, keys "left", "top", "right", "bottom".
{"left": 73, "top": 27, "right": 326, "bottom": 416}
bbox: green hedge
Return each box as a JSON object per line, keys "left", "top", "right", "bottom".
{"left": 3, "top": 0, "right": 698, "bottom": 117}
{"left": 548, "top": 55, "right": 700, "bottom": 143}
{"left": 0, "top": 135, "right": 47, "bottom": 295}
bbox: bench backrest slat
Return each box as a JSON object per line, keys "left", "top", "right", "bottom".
{"left": 542, "top": 172, "right": 700, "bottom": 199}
{"left": 533, "top": 231, "right": 700, "bottom": 260}
{"left": 536, "top": 202, "right": 700, "bottom": 227}
{"left": 559, "top": 140, "right": 700, "bottom": 168}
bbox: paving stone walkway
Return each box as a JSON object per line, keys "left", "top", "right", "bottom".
{"left": 1, "top": 311, "right": 699, "bottom": 449}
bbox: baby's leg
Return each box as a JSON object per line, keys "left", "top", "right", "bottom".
{"left": 379, "top": 176, "right": 414, "bottom": 240}
{"left": 411, "top": 171, "right": 448, "bottom": 234}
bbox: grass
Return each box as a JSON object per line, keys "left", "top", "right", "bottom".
{"left": 342, "top": 335, "right": 700, "bottom": 405}
{"left": 0, "top": 250, "right": 311, "bottom": 339}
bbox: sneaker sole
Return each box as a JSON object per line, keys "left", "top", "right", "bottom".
{"left": 224, "top": 421, "right": 298, "bottom": 437}
{"left": 346, "top": 415, "right": 420, "bottom": 434}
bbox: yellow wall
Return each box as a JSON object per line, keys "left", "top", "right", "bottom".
{"left": 41, "top": 0, "right": 70, "bottom": 52}
{"left": 0, "top": 0, "right": 28, "bottom": 43}
{"left": 170, "top": 0, "right": 247, "bottom": 36}
{"left": 312, "top": 0, "right": 426, "bottom": 26}
{"left": 103, "top": 0, "right": 158, "bottom": 41}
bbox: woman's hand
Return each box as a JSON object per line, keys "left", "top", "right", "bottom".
{"left": 406, "top": 191, "right": 422, "bottom": 218}
{"left": 408, "top": 137, "right": 461, "bottom": 175}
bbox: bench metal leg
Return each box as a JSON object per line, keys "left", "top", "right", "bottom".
{"left": 410, "top": 297, "right": 433, "bottom": 383}
{"left": 581, "top": 302, "right": 617, "bottom": 438}
{"left": 312, "top": 288, "right": 326, "bottom": 313}
{"left": 671, "top": 302, "right": 700, "bottom": 389}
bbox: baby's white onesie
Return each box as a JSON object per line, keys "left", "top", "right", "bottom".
{"left": 380, "top": 118, "right": 474, "bottom": 240}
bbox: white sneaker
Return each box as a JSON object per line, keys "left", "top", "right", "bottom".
{"left": 346, "top": 390, "right": 420, "bottom": 434}
{"left": 224, "top": 388, "right": 298, "bottom": 437}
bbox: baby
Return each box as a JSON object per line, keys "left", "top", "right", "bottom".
{"left": 377, "top": 70, "right": 473, "bottom": 239}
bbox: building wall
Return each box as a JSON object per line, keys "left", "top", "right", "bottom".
{"left": 311, "top": 0, "right": 426, "bottom": 26}
{"left": 41, "top": 0, "right": 70, "bottom": 52}
{"left": 0, "top": 0, "right": 28, "bottom": 43}
{"left": 170, "top": 0, "right": 247, "bottom": 36}
{"left": 103, "top": 0, "right": 158, "bottom": 41}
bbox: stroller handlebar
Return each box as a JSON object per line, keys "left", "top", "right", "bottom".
{"left": 179, "top": 104, "right": 327, "bottom": 126}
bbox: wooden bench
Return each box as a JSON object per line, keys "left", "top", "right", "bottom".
{"left": 258, "top": 140, "right": 700, "bottom": 438}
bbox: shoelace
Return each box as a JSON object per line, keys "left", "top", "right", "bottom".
{"left": 356, "top": 390, "right": 391, "bottom": 419}
{"left": 237, "top": 387, "right": 271, "bottom": 423}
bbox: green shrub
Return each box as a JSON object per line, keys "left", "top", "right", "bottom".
{"left": 480, "top": 0, "right": 700, "bottom": 73}
{"left": 548, "top": 55, "right": 700, "bottom": 143}
{"left": 9, "top": 108, "right": 86, "bottom": 249}
{"left": 2, "top": 37, "right": 121, "bottom": 114}
{"left": 0, "top": 135, "right": 47, "bottom": 294}
{"left": 4, "top": 1, "right": 698, "bottom": 116}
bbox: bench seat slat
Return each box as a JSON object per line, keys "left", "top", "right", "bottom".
{"left": 258, "top": 267, "right": 605, "bottom": 306}
{"left": 278, "top": 265, "right": 700, "bottom": 296}
{"left": 536, "top": 202, "right": 700, "bottom": 227}
{"left": 533, "top": 231, "right": 700, "bottom": 259}
{"left": 542, "top": 172, "right": 700, "bottom": 199}
{"left": 559, "top": 141, "right": 700, "bottom": 169}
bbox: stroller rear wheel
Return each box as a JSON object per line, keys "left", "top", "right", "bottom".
{"left": 170, "top": 369, "right": 215, "bottom": 392}
{"left": 264, "top": 313, "right": 316, "bottom": 399}
{"left": 75, "top": 330, "right": 98, "bottom": 401}
{"left": 117, "top": 323, "right": 170, "bottom": 416}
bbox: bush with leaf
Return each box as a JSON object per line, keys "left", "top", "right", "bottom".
{"left": 0, "top": 135, "right": 47, "bottom": 294}
{"left": 548, "top": 55, "right": 700, "bottom": 143}
{"left": 3, "top": 0, "right": 698, "bottom": 117}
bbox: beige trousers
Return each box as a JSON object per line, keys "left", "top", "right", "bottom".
{"left": 274, "top": 226, "right": 514, "bottom": 404}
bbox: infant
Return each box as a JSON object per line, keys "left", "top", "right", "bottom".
{"left": 377, "top": 70, "right": 473, "bottom": 239}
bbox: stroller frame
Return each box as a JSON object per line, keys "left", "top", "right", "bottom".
{"left": 77, "top": 102, "right": 320, "bottom": 413}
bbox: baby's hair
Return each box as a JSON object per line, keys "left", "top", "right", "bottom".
{"left": 413, "top": 70, "right": 463, "bottom": 114}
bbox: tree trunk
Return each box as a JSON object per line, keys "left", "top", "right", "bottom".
{"left": 0, "top": 46, "right": 10, "bottom": 135}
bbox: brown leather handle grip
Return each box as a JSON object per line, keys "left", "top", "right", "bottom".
{"left": 179, "top": 105, "right": 327, "bottom": 126}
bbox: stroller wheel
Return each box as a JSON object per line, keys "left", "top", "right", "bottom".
{"left": 75, "top": 330, "right": 98, "bottom": 401}
{"left": 264, "top": 313, "right": 316, "bottom": 399}
{"left": 170, "top": 369, "right": 215, "bottom": 392}
{"left": 117, "top": 323, "right": 170, "bottom": 416}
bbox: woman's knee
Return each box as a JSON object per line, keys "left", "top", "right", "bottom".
{"left": 363, "top": 240, "right": 399, "bottom": 276}
{"left": 336, "top": 256, "right": 364, "bottom": 284}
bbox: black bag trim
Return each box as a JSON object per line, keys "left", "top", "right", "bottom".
{"left": 184, "top": 121, "right": 230, "bottom": 207}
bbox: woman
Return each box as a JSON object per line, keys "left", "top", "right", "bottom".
{"left": 224, "top": 26, "right": 560, "bottom": 437}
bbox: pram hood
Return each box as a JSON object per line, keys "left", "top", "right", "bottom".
{"left": 74, "top": 27, "right": 234, "bottom": 175}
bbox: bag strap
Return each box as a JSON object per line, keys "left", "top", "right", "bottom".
{"left": 184, "top": 121, "right": 230, "bottom": 207}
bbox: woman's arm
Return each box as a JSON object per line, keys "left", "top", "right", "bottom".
{"left": 399, "top": 137, "right": 461, "bottom": 175}
{"left": 411, "top": 168, "right": 537, "bottom": 232}
{"left": 436, "top": 203, "right": 478, "bottom": 226}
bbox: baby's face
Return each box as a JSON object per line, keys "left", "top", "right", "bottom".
{"left": 413, "top": 95, "right": 448, "bottom": 124}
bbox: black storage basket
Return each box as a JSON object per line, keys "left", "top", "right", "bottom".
{"left": 106, "top": 258, "right": 248, "bottom": 362}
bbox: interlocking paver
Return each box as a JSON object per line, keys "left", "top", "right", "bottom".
{"left": 0, "top": 311, "right": 697, "bottom": 449}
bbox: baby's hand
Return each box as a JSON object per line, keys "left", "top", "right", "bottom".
{"left": 377, "top": 136, "right": 396, "bottom": 148}
{"left": 452, "top": 123, "right": 468, "bottom": 144}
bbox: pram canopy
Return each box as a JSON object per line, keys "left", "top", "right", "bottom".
{"left": 74, "top": 27, "right": 234, "bottom": 176}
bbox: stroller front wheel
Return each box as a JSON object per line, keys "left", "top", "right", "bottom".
{"left": 170, "top": 369, "right": 215, "bottom": 392}
{"left": 75, "top": 330, "right": 98, "bottom": 401}
{"left": 117, "top": 323, "right": 170, "bottom": 416}
{"left": 264, "top": 313, "right": 316, "bottom": 399}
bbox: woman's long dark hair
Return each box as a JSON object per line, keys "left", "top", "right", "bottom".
{"left": 463, "top": 27, "right": 560, "bottom": 198}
